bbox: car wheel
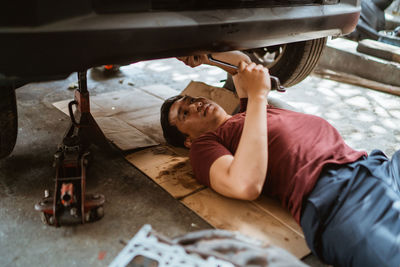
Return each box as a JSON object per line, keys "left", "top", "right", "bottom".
{"left": 0, "top": 85, "right": 18, "bottom": 159}
{"left": 224, "top": 37, "right": 327, "bottom": 91}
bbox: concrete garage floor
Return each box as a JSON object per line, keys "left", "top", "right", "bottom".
{"left": 1, "top": 58, "right": 399, "bottom": 267}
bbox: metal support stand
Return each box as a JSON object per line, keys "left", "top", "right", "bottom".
{"left": 35, "top": 71, "right": 106, "bottom": 226}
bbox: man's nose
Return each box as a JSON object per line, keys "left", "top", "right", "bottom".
{"left": 189, "top": 101, "right": 202, "bottom": 112}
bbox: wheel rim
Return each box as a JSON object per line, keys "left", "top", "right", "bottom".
{"left": 247, "top": 44, "right": 287, "bottom": 69}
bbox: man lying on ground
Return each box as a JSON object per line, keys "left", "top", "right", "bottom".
{"left": 160, "top": 51, "right": 400, "bottom": 267}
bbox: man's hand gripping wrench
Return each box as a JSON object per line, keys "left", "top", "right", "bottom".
{"left": 207, "top": 55, "right": 286, "bottom": 92}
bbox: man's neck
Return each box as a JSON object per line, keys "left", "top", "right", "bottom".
{"left": 217, "top": 114, "right": 232, "bottom": 128}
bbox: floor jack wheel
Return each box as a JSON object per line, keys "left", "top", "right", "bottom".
{"left": 40, "top": 212, "right": 54, "bottom": 226}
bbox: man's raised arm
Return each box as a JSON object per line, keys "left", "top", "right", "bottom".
{"left": 209, "top": 62, "right": 271, "bottom": 200}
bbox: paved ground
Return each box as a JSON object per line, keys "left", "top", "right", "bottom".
{"left": 0, "top": 58, "right": 399, "bottom": 267}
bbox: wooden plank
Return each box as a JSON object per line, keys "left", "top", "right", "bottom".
{"left": 181, "top": 189, "right": 310, "bottom": 258}
{"left": 357, "top": 39, "right": 400, "bottom": 63}
{"left": 253, "top": 196, "right": 304, "bottom": 238}
{"left": 313, "top": 68, "right": 400, "bottom": 96}
{"left": 126, "top": 146, "right": 205, "bottom": 199}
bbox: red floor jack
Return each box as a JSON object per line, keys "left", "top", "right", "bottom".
{"left": 35, "top": 71, "right": 108, "bottom": 226}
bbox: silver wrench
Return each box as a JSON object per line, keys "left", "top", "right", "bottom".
{"left": 207, "top": 54, "right": 286, "bottom": 92}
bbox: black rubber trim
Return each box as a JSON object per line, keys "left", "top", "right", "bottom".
{"left": 0, "top": 86, "right": 18, "bottom": 159}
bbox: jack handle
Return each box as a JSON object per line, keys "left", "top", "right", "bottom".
{"left": 68, "top": 100, "right": 82, "bottom": 128}
{"left": 207, "top": 54, "right": 286, "bottom": 92}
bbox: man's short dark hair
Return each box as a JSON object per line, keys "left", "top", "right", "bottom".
{"left": 160, "top": 95, "right": 186, "bottom": 147}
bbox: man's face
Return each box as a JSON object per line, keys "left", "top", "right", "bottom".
{"left": 169, "top": 95, "right": 228, "bottom": 141}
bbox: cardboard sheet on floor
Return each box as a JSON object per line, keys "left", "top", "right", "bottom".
{"left": 126, "top": 145, "right": 309, "bottom": 258}
{"left": 53, "top": 81, "right": 309, "bottom": 258}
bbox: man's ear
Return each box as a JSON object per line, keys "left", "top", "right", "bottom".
{"left": 184, "top": 136, "right": 192, "bottom": 148}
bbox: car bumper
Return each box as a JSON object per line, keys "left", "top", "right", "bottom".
{"left": 0, "top": 1, "right": 360, "bottom": 79}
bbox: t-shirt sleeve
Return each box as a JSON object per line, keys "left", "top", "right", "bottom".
{"left": 189, "top": 134, "right": 232, "bottom": 187}
{"left": 239, "top": 98, "right": 248, "bottom": 113}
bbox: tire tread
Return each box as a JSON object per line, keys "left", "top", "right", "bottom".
{"left": 284, "top": 37, "right": 327, "bottom": 87}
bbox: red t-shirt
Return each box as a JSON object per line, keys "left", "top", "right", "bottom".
{"left": 190, "top": 99, "right": 366, "bottom": 224}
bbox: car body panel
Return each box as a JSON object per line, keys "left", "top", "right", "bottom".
{"left": 0, "top": 0, "right": 360, "bottom": 80}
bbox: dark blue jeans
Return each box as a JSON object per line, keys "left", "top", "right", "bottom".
{"left": 301, "top": 149, "right": 400, "bottom": 267}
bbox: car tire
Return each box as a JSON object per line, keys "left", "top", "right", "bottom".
{"left": 224, "top": 37, "right": 327, "bottom": 91}
{"left": 0, "top": 85, "right": 18, "bottom": 159}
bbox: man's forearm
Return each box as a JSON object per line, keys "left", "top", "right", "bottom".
{"left": 228, "top": 96, "right": 268, "bottom": 199}
{"left": 209, "top": 95, "right": 268, "bottom": 200}
{"left": 226, "top": 62, "right": 270, "bottom": 199}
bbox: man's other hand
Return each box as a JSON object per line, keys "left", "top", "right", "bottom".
{"left": 177, "top": 55, "right": 209, "bottom": 68}
{"left": 233, "top": 61, "right": 271, "bottom": 99}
